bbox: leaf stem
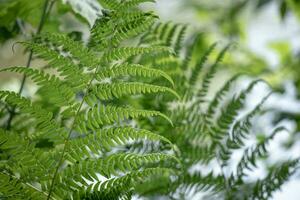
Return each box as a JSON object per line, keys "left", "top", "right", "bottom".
{"left": 0, "top": 171, "right": 51, "bottom": 198}
{"left": 46, "top": 67, "right": 100, "bottom": 199}
{"left": 216, "top": 154, "right": 231, "bottom": 198}
{"left": 6, "top": 0, "right": 54, "bottom": 129}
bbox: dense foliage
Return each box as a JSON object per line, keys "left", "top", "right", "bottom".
{"left": 0, "top": 0, "right": 299, "bottom": 199}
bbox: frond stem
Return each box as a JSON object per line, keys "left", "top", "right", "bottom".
{"left": 0, "top": 171, "right": 52, "bottom": 199}
{"left": 46, "top": 66, "right": 100, "bottom": 199}
{"left": 216, "top": 154, "right": 231, "bottom": 198}
{"left": 6, "top": 0, "right": 54, "bottom": 130}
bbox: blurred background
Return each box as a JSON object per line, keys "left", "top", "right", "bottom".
{"left": 1, "top": 0, "right": 300, "bottom": 199}
{"left": 153, "top": 1, "right": 300, "bottom": 199}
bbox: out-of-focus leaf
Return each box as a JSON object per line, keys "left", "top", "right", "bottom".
{"left": 61, "top": 0, "right": 103, "bottom": 26}
{"left": 280, "top": 0, "right": 288, "bottom": 19}
{"left": 0, "top": 0, "right": 43, "bottom": 41}
{"left": 287, "top": 0, "right": 300, "bottom": 20}
{"left": 268, "top": 41, "right": 291, "bottom": 63}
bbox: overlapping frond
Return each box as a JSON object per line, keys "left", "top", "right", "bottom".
{"left": 138, "top": 26, "right": 300, "bottom": 199}
{"left": 250, "top": 160, "right": 299, "bottom": 200}
{"left": 68, "top": 127, "right": 172, "bottom": 155}
{"left": 75, "top": 104, "right": 173, "bottom": 133}
{"left": 0, "top": 67, "right": 76, "bottom": 108}
{"left": 0, "top": 91, "right": 67, "bottom": 142}
{"left": 102, "top": 46, "right": 173, "bottom": 63}
{"left": 95, "top": 63, "right": 174, "bottom": 85}
{"left": 0, "top": 1, "right": 179, "bottom": 199}
{"left": 86, "top": 82, "right": 179, "bottom": 102}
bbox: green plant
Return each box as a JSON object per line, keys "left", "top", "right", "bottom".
{"left": 1, "top": 1, "right": 299, "bottom": 200}
{"left": 134, "top": 23, "right": 300, "bottom": 199}
{"left": 0, "top": 1, "right": 181, "bottom": 199}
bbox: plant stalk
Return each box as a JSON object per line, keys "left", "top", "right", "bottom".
{"left": 46, "top": 66, "right": 101, "bottom": 200}
{"left": 6, "top": 0, "right": 54, "bottom": 129}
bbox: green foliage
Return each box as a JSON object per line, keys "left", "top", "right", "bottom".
{"left": 0, "top": 1, "right": 180, "bottom": 199}
{"left": 134, "top": 21, "right": 300, "bottom": 199}
{"left": 0, "top": 1, "right": 299, "bottom": 200}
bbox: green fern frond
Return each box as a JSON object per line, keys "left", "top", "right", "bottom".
{"left": 174, "top": 25, "right": 188, "bottom": 55}
{"left": 236, "top": 127, "right": 288, "bottom": 178}
{"left": 117, "top": 0, "right": 156, "bottom": 10}
{"left": 66, "top": 153, "right": 177, "bottom": 181}
{"left": 67, "top": 127, "right": 173, "bottom": 159}
{"left": 102, "top": 46, "right": 173, "bottom": 63}
{"left": 197, "top": 44, "right": 231, "bottom": 99}
{"left": 76, "top": 104, "right": 173, "bottom": 132}
{"left": 189, "top": 42, "right": 217, "bottom": 86}
{"left": 178, "top": 172, "right": 224, "bottom": 194}
{"left": 211, "top": 79, "right": 263, "bottom": 142}
{"left": 87, "top": 82, "right": 179, "bottom": 101}
{"left": 0, "top": 172, "right": 48, "bottom": 199}
{"left": 95, "top": 63, "right": 174, "bottom": 86}
{"left": 0, "top": 91, "right": 67, "bottom": 141}
{"left": 0, "top": 67, "right": 76, "bottom": 108}
{"left": 110, "top": 14, "right": 156, "bottom": 47}
{"left": 22, "top": 40, "right": 89, "bottom": 89}
{"left": 97, "top": 0, "right": 120, "bottom": 9}
{"left": 84, "top": 168, "right": 173, "bottom": 194}
{"left": 250, "top": 160, "right": 299, "bottom": 200}
{"left": 206, "top": 74, "right": 241, "bottom": 121}
{"left": 228, "top": 92, "right": 272, "bottom": 150}
{"left": 36, "top": 33, "right": 98, "bottom": 69}
{"left": 182, "top": 33, "right": 202, "bottom": 70}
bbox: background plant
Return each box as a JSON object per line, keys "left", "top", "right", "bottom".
{"left": 1, "top": 0, "right": 300, "bottom": 200}
{"left": 0, "top": 1, "right": 182, "bottom": 199}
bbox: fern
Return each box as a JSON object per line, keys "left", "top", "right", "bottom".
{"left": 0, "top": 1, "right": 180, "bottom": 199}
{"left": 95, "top": 63, "right": 174, "bottom": 86}
{"left": 135, "top": 22, "right": 300, "bottom": 199}
{"left": 1, "top": 1, "right": 299, "bottom": 199}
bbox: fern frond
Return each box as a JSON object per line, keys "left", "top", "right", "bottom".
{"left": 87, "top": 82, "right": 179, "bottom": 101}
{"left": 174, "top": 25, "right": 188, "bottom": 55}
{"left": 67, "top": 127, "right": 173, "bottom": 159}
{"left": 36, "top": 33, "right": 98, "bottom": 69}
{"left": 206, "top": 74, "right": 241, "bottom": 121}
{"left": 102, "top": 46, "right": 173, "bottom": 63}
{"left": 117, "top": 0, "right": 156, "bottom": 10}
{"left": 189, "top": 42, "right": 217, "bottom": 86}
{"left": 178, "top": 172, "right": 224, "bottom": 195}
{"left": 197, "top": 44, "right": 231, "bottom": 99}
{"left": 182, "top": 33, "right": 202, "bottom": 70}
{"left": 23, "top": 40, "right": 89, "bottom": 89}
{"left": 0, "top": 91, "right": 67, "bottom": 141}
{"left": 96, "top": 63, "right": 174, "bottom": 85}
{"left": 236, "top": 127, "right": 288, "bottom": 178}
{"left": 228, "top": 92, "right": 272, "bottom": 150}
{"left": 67, "top": 153, "right": 177, "bottom": 182}
{"left": 0, "top": 1, "right": 179, "bottom": 199}
{"left": 84, "top": 168, "right": 173, "bottom": 196}
{"left": 250, "top": 160, "right": 299, "bottom": 200}
{"left": 0, "top": 172, "right": 48, "bottom": 199}
{"left": 211, "top": 79, "right": 263, "bottom": 142}
{"left": 0, "top": 67, "right": 76, "bottom": 108}
{"left": 97, "top": 0, "right": 120, "bottom": 9}
{"left": 76, "top": 104, "right": 172, "bottom": 132}
{"left": 110, "top": 13, "right": 157, "bottom": 47}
